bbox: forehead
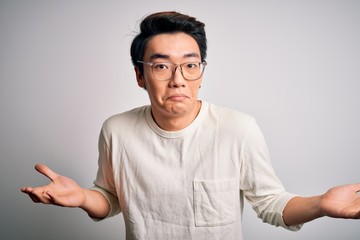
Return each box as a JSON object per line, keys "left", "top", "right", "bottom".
{"left": 143, "top": 32, "right": 201, "bottom": 61}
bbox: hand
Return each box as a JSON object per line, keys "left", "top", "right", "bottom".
{"left": 320, "top": 183, "right": 360, "bottom": 219}
{"left": 21, "top": 164, "right": 86, "bottom": 208}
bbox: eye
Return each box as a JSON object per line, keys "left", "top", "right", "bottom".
{"left": 185, "top": 63, "right": 199, "bottom": 69}
{"left": 153, "top": 63, "right": 169, "bottom": 70}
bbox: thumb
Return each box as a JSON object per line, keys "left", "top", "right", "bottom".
{"left": 35, "top": 164, "right": 60, "bottom": 182}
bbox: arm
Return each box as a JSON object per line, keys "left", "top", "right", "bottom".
{"left": 80, "top": 189, "right": 110, "bottom": 219}
{"left": 21, "top": 164, "right": 110, "bottom": 219}
{"left": 283, "top": 183, "right": 360, "bottom": 226}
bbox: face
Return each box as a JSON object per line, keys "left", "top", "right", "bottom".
{"left": 135, "top": 32, "right": 203, "bottom": 122}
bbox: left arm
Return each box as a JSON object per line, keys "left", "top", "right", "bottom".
{"left": 283, "top": 183, "right": 360, "bottom": 226}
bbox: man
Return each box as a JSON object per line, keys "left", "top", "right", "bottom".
{"left": 21, "top": 11, "right": 360, "bottom": 240}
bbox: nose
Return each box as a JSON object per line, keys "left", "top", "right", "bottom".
{"left": 169, "top": 66, "right": 185, "bottom": 88}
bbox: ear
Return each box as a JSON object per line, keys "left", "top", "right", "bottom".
{"left": 135, "top": 67, "right": 146, "bottom": 89}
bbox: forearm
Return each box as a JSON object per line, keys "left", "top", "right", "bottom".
{"left": 283, "top": 195, "right": 325, "bottom": 226}
{"left": 80, "top": 189, "right": 110, "bottom": 219}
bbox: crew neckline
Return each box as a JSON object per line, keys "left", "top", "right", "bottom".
{"left": 145, "top": 101, "right": 208, "bottom": 139}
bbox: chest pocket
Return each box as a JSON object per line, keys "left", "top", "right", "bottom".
{"left": 193, "top": 179, "right": 237, "bottom": 227}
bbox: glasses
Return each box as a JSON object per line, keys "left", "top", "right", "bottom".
{"left": 137, "top": 60, "right": 207, "bottom": 81}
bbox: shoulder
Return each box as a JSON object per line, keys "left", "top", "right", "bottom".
{"left": 206, "top": 102, "right": 255, "bottom": 125}
{"left": 201, "top": 102, "right": 256, "bottom": 141}
{"left": 101, "top": 105, "right": 149, "bottom": 134}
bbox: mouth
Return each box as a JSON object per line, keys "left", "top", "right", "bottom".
{"left": 166, "top": 94, "right": 188, "bottom": 101}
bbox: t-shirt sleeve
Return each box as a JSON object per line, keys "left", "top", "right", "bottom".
{"left": 90, "top": 124, "right": 121, "bottom": 221}
{"left": 240, "top": 118, "right": 302, "bottom": 231}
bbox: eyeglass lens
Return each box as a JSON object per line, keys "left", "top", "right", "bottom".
{"left": 152, "top": 62, "right": 205, "bottom": 80}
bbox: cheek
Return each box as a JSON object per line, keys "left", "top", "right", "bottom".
{"left": 190, "top": 83, "right": 201, "bottom": 96}
{"left": 146, "top": 82, "right": 167, "bottom": 99}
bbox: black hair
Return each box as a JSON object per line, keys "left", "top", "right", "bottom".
{"left": 130, "top": 11, "right": 207, "bottom": 74}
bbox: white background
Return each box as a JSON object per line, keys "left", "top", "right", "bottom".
{"left": 0, "top": 0, "right": 359, "bottom": 239}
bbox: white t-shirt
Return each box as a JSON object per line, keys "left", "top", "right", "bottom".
{"left": 92, "top": 101, "right": 301, "bottom": 239}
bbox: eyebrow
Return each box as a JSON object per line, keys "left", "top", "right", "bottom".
{"left": 183, "top": 52, "right": 200, "bottom": 58}
{"left": 149, "top": 52, "right": 200, "bottom": 61}
{"left": 149, "top": 53, "right": 170, "bottom": 61}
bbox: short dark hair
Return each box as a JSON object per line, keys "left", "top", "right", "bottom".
{"left": 130, "top": 11, "right": 207, "bottom": 74}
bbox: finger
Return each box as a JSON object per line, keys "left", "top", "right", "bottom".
{"left": 21, "top": 187, "right": 41, "bottom": 203}
{"left": 28, "top": 193, "right": 41, "bottom": 203}
{"left": 26, "top": 188, "right": 43, "bottom": 203}
{"left": 30, "top": 188, "right": 52, "bottom": 204}
{"left": 35, "top": 164, "right": 59, "bottom": 182}
{"left": 21, "top": 186, "right": 34, "bottom": 193}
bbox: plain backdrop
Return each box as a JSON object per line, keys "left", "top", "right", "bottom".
{"left": 0, "top": 0, "right": 359, "bottom": 239}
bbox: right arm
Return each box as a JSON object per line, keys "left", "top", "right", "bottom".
{"left": 21, "top": 164, "right": 110, "bottom": 219}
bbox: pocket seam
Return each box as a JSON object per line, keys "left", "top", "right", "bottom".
{"left": 193, "top": 179, "right": 237, "bottom": 227}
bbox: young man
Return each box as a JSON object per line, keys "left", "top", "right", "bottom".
{"left": 21, "top": 11, "right": 360, "bottom": 240}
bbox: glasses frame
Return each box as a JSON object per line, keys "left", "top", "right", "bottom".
{"left": 137, "top": 60, "right": 207, "bottom": 81}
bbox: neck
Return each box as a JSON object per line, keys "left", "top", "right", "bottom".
{"left": 151, "top": 101, "right": 201, "bottom": 131}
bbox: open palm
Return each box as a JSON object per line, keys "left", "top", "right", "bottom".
{"left": 21, "top": 164, "right": 86, "bottom": 207}
{"left": 320, "top": 183, "right": 360, "bottom": 219}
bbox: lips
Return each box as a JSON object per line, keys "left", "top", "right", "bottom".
{"left": 166, "top": 94, "right": 188, "bottom": 101}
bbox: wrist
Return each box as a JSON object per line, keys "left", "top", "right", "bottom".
{"left": 283, "top": 195, "right": 324, "bottom": 226}
{"left": 79, "top": 188, "right": 90, "bottom": 210}
{"left": 79, "top": 189, "right": 110, "bottom": 219}
{"left": 312, "top": 195, "right": 326, "bottom": 218}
